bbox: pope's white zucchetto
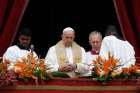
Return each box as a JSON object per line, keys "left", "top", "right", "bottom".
{"left": 63, "top": 27, "right": 75, "bottom": 33}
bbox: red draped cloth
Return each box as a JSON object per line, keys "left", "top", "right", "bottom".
{"left": 0, "top": 0, "right": 29, "bottom": 56}
{"left": 0, "top": 78, "right": 140, "bottom": 93}
{"left": 113, "top": 0, "right": 140, "bottom": 59}
{"left": 0, "top": 0, "right": 140, "bottom": 59}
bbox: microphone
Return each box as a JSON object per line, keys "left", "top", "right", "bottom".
{"left": 30, "top": 44, "right": 34, "bottom": 53}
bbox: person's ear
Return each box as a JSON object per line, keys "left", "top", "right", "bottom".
{"left": 73, "top": 35, "right": 75, "bottom": 40}
{"left": 18, "top": 36, "right": 21, "bottom": 41}
{"left": 89, "top": 40, "right": 91, "bottom": 45}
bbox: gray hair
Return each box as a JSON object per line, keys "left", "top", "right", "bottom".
{"left": 89, "top": 31, "right": 102, "bottom": 40}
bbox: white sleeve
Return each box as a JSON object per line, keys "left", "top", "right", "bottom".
{"left": 99, "top": 37, "right": 112, "bottom": 59}
{"left": 81, "top": 47, "right": 86, "bottom": 63}
{"left": 86, "top": 52, "right": 91, "bottom": 65}
{"left": 120, "top": 42, "right": 136, "bottom": 69}
{"left": 3, "top": 47, "right": 17, "bottom": 63}
{"left": 75, "top": 47, "right": 91, "bottom": 76}
{"left": 127, "top": 42, "right": 136, "bottom": 66}
{"left": 3, "top": 47, "right": 17, "bottom": 70}
{"left": 45, "top": 47, "right": 59, "bottom": 72}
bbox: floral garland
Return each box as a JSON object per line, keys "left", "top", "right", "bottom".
{"left": 1, "top": 51, "right": 140, "bottom": 87}
{"left": 0, "top": 60, "right": 16, "bottom": 88}
{"left": 14, "top": 53, "right": 50, "bottom": 82}
{"left": 0, "top": 51, "right": 69, "bottom": 88}
{"left": 92, "top": 52, "right": 140, "bottom": 82}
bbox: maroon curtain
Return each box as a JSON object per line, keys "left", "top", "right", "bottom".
{"left": 113, "top": 0, "right": 140, "bottom": 59}
{"left": 0, "top": 0, "right": 29, "bottom": 56}
{"left": 0, "top": 0, "right": 8, "bottom": 27}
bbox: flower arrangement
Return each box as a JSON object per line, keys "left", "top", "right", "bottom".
{"left": 0, "top": 60, "right": 16, "bottom": 87}
{"left": 92, "top": 52, "right": 120, "bottom": 82}
{"left": 92, "top": 53, "right": 140, "bottom": 82}
{"left": 14, "top": 52, "right": 50, "bottom": 82}
{"left": 120, "top": 65, "right": 140, "bottom": 78}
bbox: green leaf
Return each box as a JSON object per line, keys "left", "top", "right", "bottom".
{"left": 91, "top": 72, "right": 98, "bottom": 78}
{"left": 51, "top": 71, "right": 69, "bottom": 78}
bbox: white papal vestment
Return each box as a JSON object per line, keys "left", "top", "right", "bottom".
{"left": 99, "top": 35, "right": 135, "bottom": 70}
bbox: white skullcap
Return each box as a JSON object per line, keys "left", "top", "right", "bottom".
{"left": 63, "top": 27, "right": 74, "bottom": 33}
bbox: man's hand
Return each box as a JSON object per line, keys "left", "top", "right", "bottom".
{"left": 58, "top": 64, "right": 77, "bottom": 72}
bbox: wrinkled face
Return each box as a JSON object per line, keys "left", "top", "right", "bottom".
{"left": 89, "top": 35, "right": 102, "bottom": 50}
{"left": 18, "top": 35, "right": 31, "bottom": 48}
{"left": 62, "top": 31, "right": 75, "bottom": 47}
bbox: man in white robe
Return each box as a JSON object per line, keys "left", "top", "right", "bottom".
{"left": 3, "top": 28, "right": 38, "bottom": 70}
{"left": 99, "top": 25, "right": 135, "bottom": 70}
{"left": 86, "top": 31, "right": 102, "bottom": 75}
{"left": 45, "top": 27, "right": 90, "bottom": 78}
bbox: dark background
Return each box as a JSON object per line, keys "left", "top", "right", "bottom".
{"left": 16, "top": 0, "right": 122, "bottom": 58}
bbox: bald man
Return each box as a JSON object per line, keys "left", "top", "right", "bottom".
{"left": 45, "top": 27, "right": 90, "bottom": 78}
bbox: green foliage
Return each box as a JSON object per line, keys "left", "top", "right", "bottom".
{"left": 92, "top": 72, "right": 112, "bottom": 83}
{"left": 51, "top": 71, "right": 69, "bottom": 78}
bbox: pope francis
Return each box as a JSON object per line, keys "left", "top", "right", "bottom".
{"left": 45, "top": 27, "right": 90, "bottom": 78}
